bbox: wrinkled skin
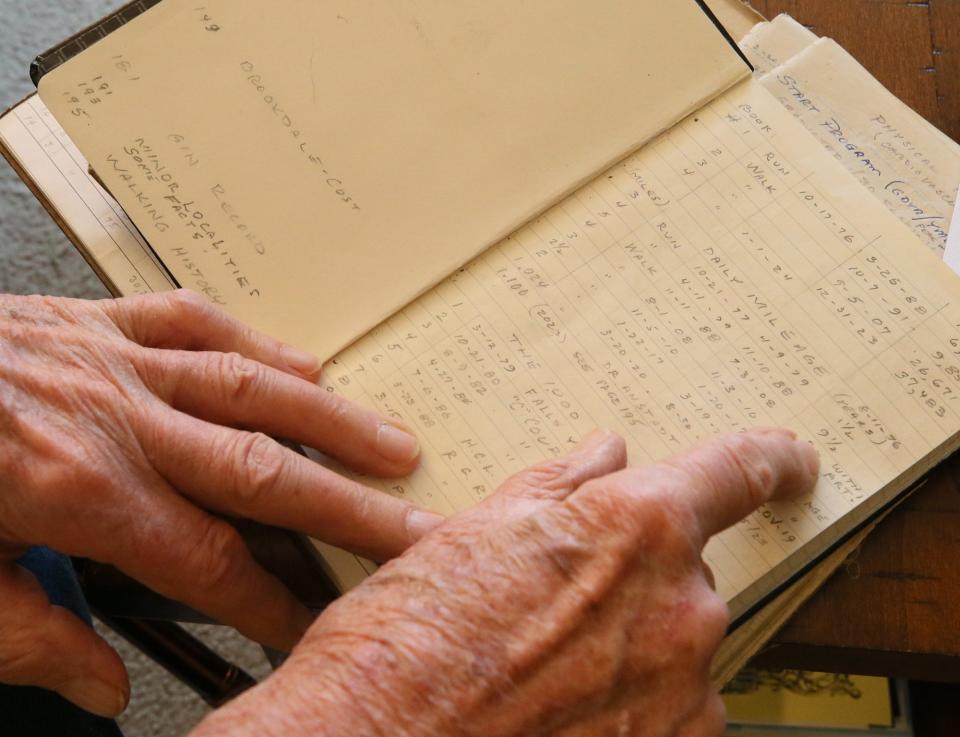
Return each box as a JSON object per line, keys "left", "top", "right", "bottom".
{"left": 0, "top": 290, "right": 442, "bottom": 716}
{"left": 194, "top": 427, "right": 819, "bottom": 737}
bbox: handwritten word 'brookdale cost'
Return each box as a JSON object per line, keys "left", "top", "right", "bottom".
{"left": 239, "top": 60, "right": 361, "bottom": 211}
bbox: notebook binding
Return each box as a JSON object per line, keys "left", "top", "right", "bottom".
{"left": 30, "top": 0, "right": 163, "bottom": 86}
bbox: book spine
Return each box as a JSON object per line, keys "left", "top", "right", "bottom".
{"left": 30, "top": 0, "right": 163, "bottom": 86}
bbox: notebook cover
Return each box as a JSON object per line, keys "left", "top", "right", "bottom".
{"left": 31, "top": 0, "right": 752, "bottom": 86}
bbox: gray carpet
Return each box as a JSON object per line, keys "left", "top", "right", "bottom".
{"left": 0, "top": 1, "right": 110, "bottom": 298}
{"left": 1, "top": 2, "right": 271, "bottom": 735}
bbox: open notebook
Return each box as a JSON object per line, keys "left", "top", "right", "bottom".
{"left": 3, "top": 1, "right": 960, "bottom": 637}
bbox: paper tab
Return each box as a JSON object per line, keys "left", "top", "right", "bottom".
{"left": 945, "top": 189, "right": 960, "bottom": 275}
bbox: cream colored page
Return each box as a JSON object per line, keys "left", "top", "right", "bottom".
{"left": 947, "top": 186, "right": 960, "bottom": 273}
{"left": 0, "top": 96, "right": 173, "bottom": 295}
{"left": 37, "top": 0, "right": 747, "bottom": 362}
{"left": 740, "top": 14, "right": 817, "bottom": 74}
{"left": 759, "top": 38, "right": 960, "bottom": 253}
{"left": 321, "top": 78, "right": 960, "bottom": 617}
{"left": 703, "top": 0, "right": 764, "bottom": 42}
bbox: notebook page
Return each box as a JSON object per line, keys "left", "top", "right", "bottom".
{"left": 0, "top": 86, "right": 866, "bottom": 658}
{"left": 0, "top": 95, "right": 173, "bottom": 295}
{"left": 758, "top": 39, "right": 960, "bottom": 254}
{"left": 319, "top": 78, "right": 960, "bottom": 618}
{"left": 38, "top": 0, "right": 748, "bottom": 362}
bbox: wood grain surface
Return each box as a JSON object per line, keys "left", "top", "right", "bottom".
{"left": 756, "top": 460, "right": 960, "bottom": 682}
{"left": 743, "top": 0, "right": 960, "bottom": 686}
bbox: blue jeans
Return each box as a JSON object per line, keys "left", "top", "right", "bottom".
{"left": 0, "top": 547, "right": 123, "bottom": 737}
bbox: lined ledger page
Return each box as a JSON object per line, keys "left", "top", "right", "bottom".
{"left": 0, "top": 95, "right": 173, "bottom": 295}
{"left": 8, "top": 77, "right": 960, "bottom": 618}
{"left": 320, "top": 79, "right": 960, "bottom": 618}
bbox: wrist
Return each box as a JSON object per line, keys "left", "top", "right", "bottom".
{"left": 191, "top": 637, "right": 441, "bottom": 737}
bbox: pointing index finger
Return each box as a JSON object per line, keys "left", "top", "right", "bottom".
{"left": 662, "top": 427, "right": 820, "bottom": 544}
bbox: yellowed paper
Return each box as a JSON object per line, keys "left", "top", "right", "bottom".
{"left": 759, "top": 38, "right": 960, "bottom": 253}
{"left": 946, "top": 185, "right": 960, "bottom": 274}
{"left": 740, "top": 14, "right": 817, "bottom": 74}
{"left": 704, "top": 0, "right": 765, "bottom": 42}
{"left": 0, "top": 96, "right": 173, "bottom": 296}
{"left": 38, "top": 0, "right": 748, "bottom": 361}
{"left": 320, "top": 79, "right": 960, "bottom": 619}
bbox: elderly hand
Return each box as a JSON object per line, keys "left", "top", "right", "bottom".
{"left": 0, "top": 290, "right": 441, "bottom": 717}
{"left": 193, "top": 427, "right": 818, "bottom": 737}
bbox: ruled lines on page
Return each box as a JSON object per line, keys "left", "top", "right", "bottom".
{"left": 322, "top": 80, "right": 960, "bottom": 617}
{"left": 0, "top": 95, "right": 173, "bottom": 295}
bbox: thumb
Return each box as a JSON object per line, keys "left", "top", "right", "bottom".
{"left": 0, "top": 561, "right": 129, "bottom": 717}
{"left": 478, "top": 429, "right": 628, "bottom": 523}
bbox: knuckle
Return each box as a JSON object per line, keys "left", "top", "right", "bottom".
{"left": 717, "top": 434, "right": 773, "bottom": 507}
{"left": 0, "top": 635, "right": 45, "bottom": 684}
{"left": 0, "top": 588, "right": 53, "bottom": 685}
{"left": 345, "top": 479, "right": 374, "bottom": 524}
{"left": 668, "top": 590, "right": 728, "bottom": 664}
{"left": 638, "top": 505, "right": 690, "bottom": 559}
{"left": 505, "top": 458, "right": 576, "bottom": 496}
{"left": 621, "top": 469, "right": 697, "bottom": 554}
{"left": 216, "top": 352, "right": 264, "bottom": 403}
{"left": 320, "top": 392, "right": 354, "bottom": 429}
{"left": 232, "top": 432, "right": 284, "bottom": 505}
{"left": 570, "top": 471, "right": 696, "bottom": 558}
{"left": 187, "top": 517, "right": 247, "bottom": 594}
{"left": 694, "top": 590, "right": 730, "bottom": 651}
{"left": 32, "top": 295, "right": 82, "bottom": 326}
{"left": 166, "top": 289, "right": 211, "bottom": 320}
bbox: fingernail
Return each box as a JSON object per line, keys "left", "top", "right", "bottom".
{"left": 752, "top": 426, "right": 798, "bottom": 440}
{"left": 407, "top": 509, "right": 445, "bottom": 540}
{"left": 60, "top": 678, "right": 128, "bottom": 718}
{"left": 801, "top": 441, "right": 821, "bottom": 478}
{"left": 376, "top": 420, "right": 420, "bottom": 464}
{"left": 281, "top": 343, "right": 321, "bottom": 377}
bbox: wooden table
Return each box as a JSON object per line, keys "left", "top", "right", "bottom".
{"left": 744, "top": 0, "right": 960, "bottom": 684}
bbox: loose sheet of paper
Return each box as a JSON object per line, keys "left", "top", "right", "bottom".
{"left": 38, "top": 0, "right": 748, "bottom": 362}
{"left": 320, "top": 79, "right": 960, "bottom": 618}
{"left": 758, "top": 39, "right": 960, "bottom": 253}
{"left": 946, "top": 186, "right": 960, "bottom": 274}
{"left": 739, "top": 14, "right": 817, "bottom": 74}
